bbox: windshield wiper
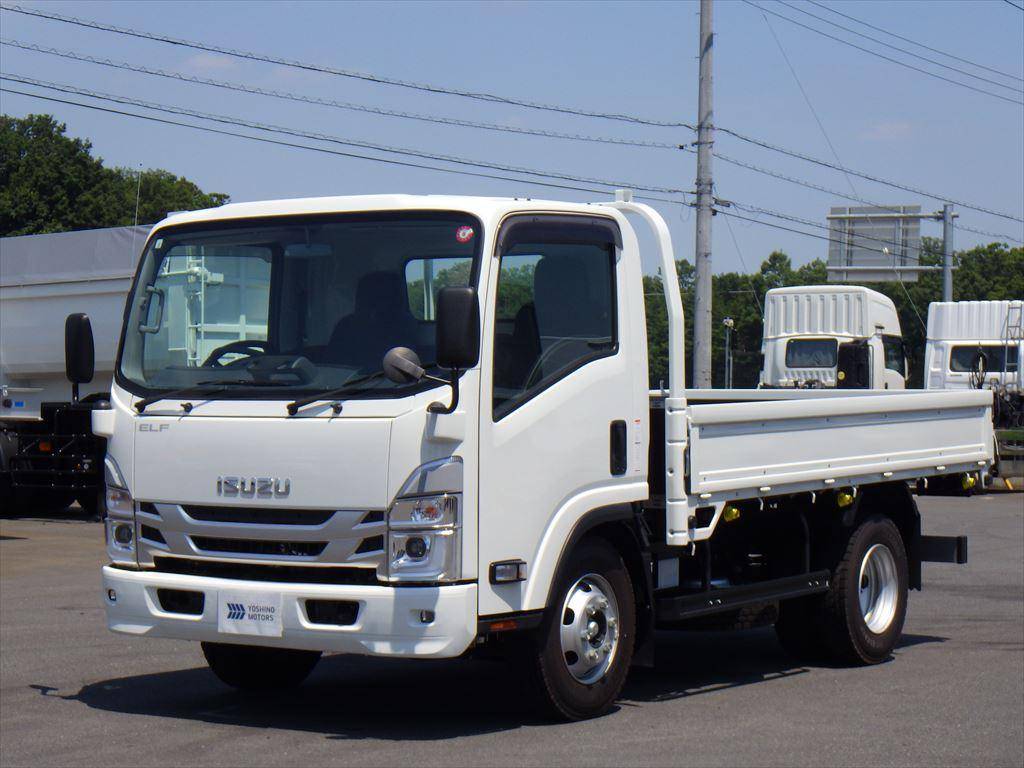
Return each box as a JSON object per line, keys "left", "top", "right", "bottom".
{"left": 286, "top": 371, "right": 392, "bottom": 416}
{"left": 135, "top": 380, "right": 288, "bottom": 413}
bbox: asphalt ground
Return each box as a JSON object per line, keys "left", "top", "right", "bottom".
{"left": 1, "top": 493, "right": 1021, "bottom": 768}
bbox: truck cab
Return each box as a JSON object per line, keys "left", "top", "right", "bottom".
{"left": 759, "top": 285, "right": 906, "bottom": 390}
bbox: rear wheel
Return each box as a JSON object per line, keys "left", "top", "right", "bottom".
{"left": 201, "top": 642, "right": 321, "bottom": 690}
{"left": 775, "top": 515, "right": 908, "bottom": 665}
{"left": 517, "top": 537, "right": 636, "bottom": 720}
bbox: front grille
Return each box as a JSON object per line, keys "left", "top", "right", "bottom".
{"left": 305, "top": 599, "right": 359, "bottom": 626}
{"left": 353, "top": 535, "right": 384, "bottom": 554}
{"left": 157, "top": 588, "right": 205, "bottom": 615}
{"left": 190, "top": 536, "right": 327, "bottom": 557}
{"left": 140, "top": 524, "right": 166, "bottom": 544}
{"left": 182, "top": 505, "right": 335, "bottom": 526}
{"left": 152, "top": 556, "right": 381, "bottom": 585}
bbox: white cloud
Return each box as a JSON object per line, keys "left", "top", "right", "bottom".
{"left": 859, "top": 120, "right": 913, "bottom": 142}
{"left": 181, "top": 53, "right": 240, "bottom": 72}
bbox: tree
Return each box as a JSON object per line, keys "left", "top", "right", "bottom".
{"left": 0, "top": 114, "right": 228, "bottom": 236}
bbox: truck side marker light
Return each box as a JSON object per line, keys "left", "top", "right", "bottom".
{"left": 758, "top": 486, "right": 771, "bottom": 493}
{"left": 936, "top": 465, "right": 946, "bottom": 472}
{"left": 722, "top": 504, "right": 741, "bottom": 523}
{"left": 883, "top": 471, "right": 894, "bottom": 478}
{"left": 699, "top": 493, "right": 712, "bottom": 500}
{"left": 836, "top": 490, "right": 855, "bottom": 508}
{"left": 489, "top": 619, "right": 518, "bottom": 632}
{"left": 824, "top": 478, "right": 836, "bottom": 485}
{"left": 489, "top": 560, "right": 527, "bottom": 584}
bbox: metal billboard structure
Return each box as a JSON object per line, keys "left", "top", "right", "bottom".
{"left": 826, "top": 205, "right": 923, "bottom": 282}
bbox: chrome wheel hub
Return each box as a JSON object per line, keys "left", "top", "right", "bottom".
{"left": 559, "top": 573, "right": 619, "bottom": 684}
{"left": 858, "top": 543, "right": 898, "bottom": 634}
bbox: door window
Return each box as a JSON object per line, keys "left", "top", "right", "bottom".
{"left": 492, "top": 241, "right": 616, "bottom": 419}
{"left": 882, "top": 335, "right": 906, "bottom": 376}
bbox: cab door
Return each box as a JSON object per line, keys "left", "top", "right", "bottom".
{"left": 477, "top": 214, "right": 644, "bottom": 616}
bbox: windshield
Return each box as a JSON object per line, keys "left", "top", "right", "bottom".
{"left": 118, "top": 212, "right": 481, "bottom": 397}
{"left": 785, "top": 338, "right": 838, "bottom": 369}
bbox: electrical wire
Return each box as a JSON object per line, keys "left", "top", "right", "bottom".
{"left": 6, "top": 34, "right": 1018, "bottom": 226}
{"left": 0, "top": 73, "right": 691, "bottom": 196}
{"left": 778, "top": 0, "right": 1024, "bottom": 94}
{"left": 0, "top": 39, "right": 682, "bottom": 152}
{"left": 0, "top": 3, "right": 694, "bottom": 129}
{"left": 759, "top": 10, "right": 860, "bottom": 197}
{"left": 1001, "top": 0, "right": 1024, "bottom": 12}
{"left": 740, "top": 1, "right": 1024, "bottom": 107}
{"left": 0, "top": 84, "right": 695, "bottom": 206}
{"left": 806, "top": 0, "right": 1023, "bottom": 84}
{"left": 717, "top": 128, "right": 1024, "bottom": 223}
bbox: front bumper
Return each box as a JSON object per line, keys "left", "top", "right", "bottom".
{"left": 101, "top": 565, "right": 478, "bottom": 658}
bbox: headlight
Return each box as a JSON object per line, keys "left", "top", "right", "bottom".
{"left": 103, "top": 455, "right": 135, "bottom": 562}
{"left": 386, "top": 458, "right": 462, "bottom": 583}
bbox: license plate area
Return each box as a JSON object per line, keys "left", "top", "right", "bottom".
{"left": 217, "top": 590, "right": 284, "bottom": 637}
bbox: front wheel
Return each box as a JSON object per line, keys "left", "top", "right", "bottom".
{"left": 201, "top": 642, "right": 321, "bottom": 690}
{"left": 517, "top": 537, "right": 636, "bottom": 720}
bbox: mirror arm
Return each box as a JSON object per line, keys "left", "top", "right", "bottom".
{"left": 428, "top": 369, "right": 460, "bottom": 415}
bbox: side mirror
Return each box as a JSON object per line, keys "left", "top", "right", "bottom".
{"left": 65, "top": 313, "right": 95, "bottom": 403}
{"left": 435, "top": 286, "right": 480, "bottom": 370}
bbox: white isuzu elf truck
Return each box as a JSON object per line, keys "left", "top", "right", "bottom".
{"left": 85, "top": 194, "right": 992, "bottom": 720}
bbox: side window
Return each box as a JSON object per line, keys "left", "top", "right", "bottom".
{"left": 492, "top": 241, "right": 616, "bottom": 419}
{"left": 883, "top": 335, "right": 905, "bottom": 376}
{"left": 785, "top": 338, "right": 838, "bottom": 368}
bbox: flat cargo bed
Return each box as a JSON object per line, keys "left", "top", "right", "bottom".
{"left": 651, "top": 389, "right": 994, "bottom": 503}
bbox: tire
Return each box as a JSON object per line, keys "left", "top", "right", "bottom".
{"left": 517, "top": 537, "right": 636, "bottom": 721}
{"left": 821, "top": 515, "right": 909, "bottom": 664}
{"left": 201, "top": 642, "right": 321, "bottom": 690}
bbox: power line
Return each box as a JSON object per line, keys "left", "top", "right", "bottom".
{"left": 1001, "top": 0, "right": 1024, "bottom": 12}
{"left": 778, "top": 0, "right": 1024, "bottom": 94}
{"left": 0, "top": 73, "right": 691, "bottom": 197}
{"left": 0, "top": 39, "right": 681, "bottom": 152}
{"left": 0, "top": 84, "right": 695, "bottom": 207}
{"left": 759, "top": 10, "right": 860, "bottom": 197}
{"left": 0, "top": 3, "right": 694, "bottom": 129}
{"left": 716, "top": 128, "right": 1024, "bottom": 223}
{"left": 740, "top": 0, "right": 1024, "bottom": 107}
{"left": 806, "top": 0, "right": 1023, "bottom": 83}
{"left": 7, "top": 37, "right": 1018, "bottom": 227}
{"left": 726, "top": 200, "right": 931, "bottom": 260}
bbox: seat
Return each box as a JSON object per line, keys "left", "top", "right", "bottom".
{"left": 326, "top": 272, "right": 420, "bottom": 372}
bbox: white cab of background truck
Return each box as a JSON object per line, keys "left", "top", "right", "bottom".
{"left": 91, "top": 194, "right": 991, "bottom": 720}
{"left": 923, "top": 300, "right": 1022, "bottom": 392}
{"left": 759, "top": 285, "right": 906, "bottom": 390}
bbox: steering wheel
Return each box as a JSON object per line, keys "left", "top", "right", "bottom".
{"left": 202, "top": 340, "right": 271, "bottom": 368}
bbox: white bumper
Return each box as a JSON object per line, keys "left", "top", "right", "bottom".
{"left": 102, "top": 566, "right": 478, "bottom": 658}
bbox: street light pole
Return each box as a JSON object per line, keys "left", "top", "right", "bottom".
{"left": 693, "top": 0, "right": 715, "bottom": 388}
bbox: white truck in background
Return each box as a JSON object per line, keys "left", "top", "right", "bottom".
{"left": 924, "top": 300, "right": 1023, "bottom": 486}
{"left": 759, "top": 285, "right": 906, "bottom": 390}
{"left": 0, "top": 226, "right": 147, "bottom": 515}
{"left": 86, "top": 194, "right": 992, "bottom": 720}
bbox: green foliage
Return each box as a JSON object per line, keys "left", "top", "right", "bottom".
{"left": 0, "top": 114, "right": 228, "bottom": 236}
{"left": 643, "top": 239, "right": 1023, "bottom": 389}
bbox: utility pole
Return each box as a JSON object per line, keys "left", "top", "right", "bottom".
{"left": 723, "top": 316, "right": 734, "bottom": 389}
{"left": 942, "top": 203, "right": 954, "bottom": 302}
{"left": 693, "top": 0, "right": 715, "bottom": 388}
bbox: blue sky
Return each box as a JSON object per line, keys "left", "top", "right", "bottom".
{"left": 1, "top": 0, "right": 1022, "bottom": 275}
